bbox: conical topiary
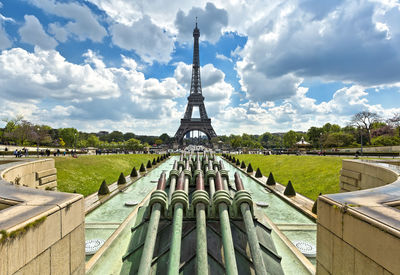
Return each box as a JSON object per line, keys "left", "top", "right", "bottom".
{"left": 118, "top": 172, "right": 126, "bottom": 185}
{"left": 139, "top": 163, "right": 146, "bottom": 172}
{"left": 255, "top": 168, "right": 262, "bottom": 178}
{"left": 236, "top": 159, "right": 240, "bottom": 165}
{"left": 228, "top": 155, "right": 232, "bottom": 161}
{"left": 152, "top": 158, "right": 156, "bottom": 165}
{"left": 157, "top": 157, "right": 160, "bottom": 163}
{"left": 312, "top": 193, "right": 322, "bottom": 214}
{"left": 247, "top": 163, "right": 253, "bottom": 173}
{"left": 130, "top": 167, "right": 138, "bottom": 177}
{"left": 147, "top": 160, "right": 152, "bottom": 168}
{"left": 232, "top": 157, "right": 236, "bottom": 163}
{"left": 284, "top": 181, "right": 296, "bottom": 196}
{"left": 98, "top": 180, "right": 110, "bottom": 195}
{"left": 266, "top": 172, "right": 276, "bottom": 185}
{"left": 241, "top": 161, "right": 246, "bottom": 169}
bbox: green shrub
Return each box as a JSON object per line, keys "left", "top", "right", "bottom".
{"left": 147, "top": 160, "right": 152, "bottom": 168}
{"left": 241, "top": 161, "right": 246, "bottom": 169}
{"left": 98, "top": 180, "right": 110, "bottom": 195}
{"left": 266, "top": 172, "right": 276, "bottom": 185}
{"left": 232, "top": 157, "right": 236, "bottom": 163}
{"left": 157, "top": 157, "right": 160, "bottom": 163}
{"left": 118, "top": 172, "right": 126, "bottom": 185}
{"left": 152, "top": 158, "right": 156, "bottom": 165}
{"left": 255, "top": 168, "right": 262, "bottom": 178}
{"left": 371, "top": 135, "right": 400, "bottom": 146}
{"left": 236, "top": 159, "right": 240, "bottom": 165}
{"left": 312, "top": 193, "right": 321, "bottom": 214}
{"left": 247, "top": 163, "right": 253, "bottom": 173}
{"left": 312, "top": 200, "right": 318, "bottom": 214}
{"left": 130, "top": 167, "right": 138, "bottom": 177}
{"left": 284, "top": 180, "right": 296, "bottom": 196}
{"left": 140, "top": 163, "right": 146, "bottom": 172}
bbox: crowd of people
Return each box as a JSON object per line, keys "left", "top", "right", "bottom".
{"left": 4, "top": 147, "right": 78, "bottom": 158}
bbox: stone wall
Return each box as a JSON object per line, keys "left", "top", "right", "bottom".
{"left": 0, "top": 160, "right": 85, "bottom": 275}
{"left": 1, "top": 159, "right": 57, "bottom": 190}
{"left": 339, "top": 160, "right": 398, "bottom": 192}
{"left": 317, "top": 160, "right": 400, "bottom": 275}
{"left": 338, "top": 145, "right": 400, "bottom": 153}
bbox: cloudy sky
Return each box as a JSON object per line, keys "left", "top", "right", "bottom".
{"left": 0, "top": 0, "right": 399, "bottom": 136}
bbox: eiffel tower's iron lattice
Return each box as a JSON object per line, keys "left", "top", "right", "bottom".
{"left": 174, "top": 21, "right": 217, "bottom": 143}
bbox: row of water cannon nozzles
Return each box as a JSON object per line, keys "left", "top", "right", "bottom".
{"left": 147, "top": 151, "right": 255, "bottom": 219}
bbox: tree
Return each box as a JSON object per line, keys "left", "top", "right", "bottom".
{"left": 229, "top": 135, "right": 242, "bottom": 148}
{"left": 126, "top": 138, "right": 143, "bottom": 150}
{"left": 259, "top": 132, "right": 273, "bottom": 148}
{"left": 2, "top": 115, "right": 23, "bottom": 143}
{"left": 108, "top": 131, "right": 124, "bottom": 142}
{"left": 87, "top": 134, "right": 100, "bottom": 147}
{"left": 283, "top": 131, "right": 298, "bottom": 148}
{"left": 59, "top": 138, "right": 66, "bottom": 147}
{"left": 159, "top": 133, "right": 171, "bottom": 144}
{"left": 123, "top": 132, "right": 135, "bottom": 141}
{"left": 154, "top": 139, "right": 163, "bottom": 145}
{"left": 388, "top": 113, "right": 400, "bottom": 137}
{"left": 13, "top": 120, "right": 36, "bottom": 145}
{"left": 350, "top": 111, "right": 381, "bottom": 145}
{"left": 323, "top": 132, "right": 354, "bottom": 148}
{"left": 306, "top": 127, "right": 323, "bottom": 148}
{"left": 59, "top": 128, "right": 79, "bottom": 147}
{"left": 371, "top": 135, "right": 400, "bottom": 146}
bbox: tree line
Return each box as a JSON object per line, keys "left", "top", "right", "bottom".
{"left": 1, "top": 111, "right": 399, "bottom": 150}
{"left": 216, "top": 111, "right": 400, "bottom": 149}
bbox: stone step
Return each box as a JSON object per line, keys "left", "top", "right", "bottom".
{"left": 36, "top": 168, "right": 57, "bottom": 179}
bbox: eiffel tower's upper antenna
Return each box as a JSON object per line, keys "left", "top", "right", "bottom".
{"left": 191, "top": 19, "right": 201, "bottom": 94}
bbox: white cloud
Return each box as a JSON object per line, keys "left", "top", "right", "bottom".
{"left": 234, "top": 0, "right": 400, "bottom": 104}
{"left": 19, "top": 15, "right": 57, "bottom": 50}
{"left": 175, "top": 2, "right": 228, "bottom": 43}
{"left": 48, "top": 22, "right": 68, "bottom": 42}
{"left": 0, "top": 47, "right": 118, "bottom": 101}
{"left": 29, "top": 0, "right": 107, "bottom": 42}
{"left": 0, "top": 14, "right": 14, "bottom": 23}
{"left": 0, "top": 47, "right": 190, "bottom": 134}
{"left": 0, "top": 23, "right": 11, "bottom": 49}
{"left": 0, "top": 6, "right": 15, "bottom": 49}
{"left": 110, "top": 16, "right": 174, "bottom": 64}
{"left": 216, "top": 53, "right": 232, "bottom": 62}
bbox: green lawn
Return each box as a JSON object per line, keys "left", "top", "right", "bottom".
{"left": 55, "top": 154, "right": 158, "bottom": 197}
{"left": 233, "top": 154, "right": 352, "bottom": 201}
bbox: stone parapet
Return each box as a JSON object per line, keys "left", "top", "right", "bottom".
{"left": 317, "top": 159, "right": 400, "bottom": 274}
{"left": 0, "top": 159, "right": 84, "bottom": 275}
{"left": 1, "top": 159, "right": 57, "bottom": 190}
{"left": 340, "top": 159, "right": 398, "bottom": 192}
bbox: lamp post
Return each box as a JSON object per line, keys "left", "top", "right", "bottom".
{"left": 360, "top": 130, "right": 363, "bottom": 156}
{"left": 36, "top": 127, "right": 40, "bottom": 158}
{"left": 74, "top": 132, "right": 77, "bottom": 157}
{"left": 319, "top": 132, "right": 323, "bottom": 155}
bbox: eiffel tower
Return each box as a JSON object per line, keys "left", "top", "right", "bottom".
{"left": 174, "top": 20, "right": 217, "bottom": 144}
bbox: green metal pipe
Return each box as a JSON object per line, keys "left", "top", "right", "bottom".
{"left": 168, "top": 202, "right": 184, "bottom": 275}
{"left": 209, "top": 177, "right": 215, "bottom": 199}
{"left": 137, "top": 203, "right": 162, "bottom": 274}
{"left": 184, "top": 177, "right": 189, "bottom": 194}
{"left": 219, "top": 203, "right": 238, "bottom": 275}
{"left": 240, "top": 203, "right": 267, "bottom": 275}
{"left": 196, "top": 203, "right": 208, "bottom": 275}
{"left": 221, "top": 177, "right": 229, "bottom": 192}
{"left": 168, "top": 177, "right": 177, "bottom": 202}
